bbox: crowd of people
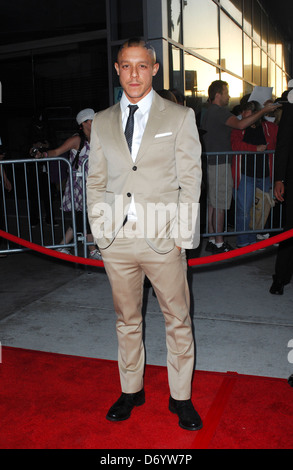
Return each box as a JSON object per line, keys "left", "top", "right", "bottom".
{"left": 199, "top": 78, "right": 293, "bottom": 296}
{"left": 200, "top": 80, "right": 281, "bottom": 253}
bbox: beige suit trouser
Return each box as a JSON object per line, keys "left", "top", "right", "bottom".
{"left": 101, "top": 221, "right": 195, "bottom": 400}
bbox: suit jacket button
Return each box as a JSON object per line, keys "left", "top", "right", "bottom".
{"left": 127, "top": 192, "right": 131, "bottom": 197}
{"left": 132, "top": 165, "right": 137, "bottom": 171}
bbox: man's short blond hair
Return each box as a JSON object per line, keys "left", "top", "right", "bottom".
{"left": 117, "top": 37, "right": 157, "bottom": 64}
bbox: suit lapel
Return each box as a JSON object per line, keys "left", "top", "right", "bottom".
{"left": 110, "top": 92, "right": 166, "bottom": 163}
{"left": 135, "top": 93, "right": 165, "bottom": 163}
{"left": 111, "top": 103, "right": 134, "bottom": 162}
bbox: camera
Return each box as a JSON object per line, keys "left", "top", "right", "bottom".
{"left": 30, "top": 146, "right": 45, "bottom": 157}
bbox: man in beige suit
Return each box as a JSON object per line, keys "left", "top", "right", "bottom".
{"left": 87, "top": 38, "right": 202, "bottom": 431}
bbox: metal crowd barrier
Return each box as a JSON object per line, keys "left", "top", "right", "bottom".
{"left": 0, "top": 157, "right": 78, "bottom": 256}
{"left": 0, "top": 151, "right": 283, "bottom": 257}
{"left": 201, "top": 150, "right": 283, "bottom": 239}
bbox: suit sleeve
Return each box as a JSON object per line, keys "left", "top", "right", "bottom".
{"left": 173, "top": 107, "right": 202, "bottom": 249}
{"left": 86, "top": 114, "right": 108, "bottom": 240}
{"left": 274, "top": 104, "right": 293, "bottom": 182}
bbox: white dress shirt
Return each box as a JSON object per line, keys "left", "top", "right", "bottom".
{"left": 120, "top": 89, "right": 154, "bottom": 220}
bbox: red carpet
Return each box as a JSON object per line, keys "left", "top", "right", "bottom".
{"left": 0, "top": 346, "right": 292, "bottom": 449}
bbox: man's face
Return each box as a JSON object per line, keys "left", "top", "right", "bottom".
{"left": 115, "top": 45, "right": 159, "bottom": 103}
{"left": 219, "top": 85, "right": 230, "bottom": 106}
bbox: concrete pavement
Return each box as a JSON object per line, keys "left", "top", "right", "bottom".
{"left": 1, "top": 238, "right": 293, "bottom": 380}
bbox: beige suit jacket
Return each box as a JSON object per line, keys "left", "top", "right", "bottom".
{"left": 87, "top": 91, "right": 202, "bottom": 253}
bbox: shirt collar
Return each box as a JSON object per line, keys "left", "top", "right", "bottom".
{"left": 120, "top": 88, "right": 154, "bottom": 115}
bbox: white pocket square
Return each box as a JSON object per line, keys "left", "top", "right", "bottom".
{"left": 155, "top": 132, "right": 173, "bottom": 138}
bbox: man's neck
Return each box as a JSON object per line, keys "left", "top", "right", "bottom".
{"left": 212, "top": 98, "right": 222, "bottom": 107}
{"left": 121, "top": 88, "right": 153, "bottom": 111}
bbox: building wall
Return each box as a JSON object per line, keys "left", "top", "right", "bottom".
{"left": 107, "top": 0, "right": 291, "bottom": 113}
{"left": 1, "top": 0, "right": 291, "bottom": 155}
{"left": 162, "top": 0, "right": 291, "bottom": 113}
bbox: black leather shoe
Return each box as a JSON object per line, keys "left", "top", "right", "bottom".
{"left": 270, "top": 276, "right": 284, "bottom": 295}
{"left": 169, "top": 396, "right": 203, "bottom": 431}
{"left": 106, "top": 389, "right": 145, "bottom": 421}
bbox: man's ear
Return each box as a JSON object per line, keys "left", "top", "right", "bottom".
{"left": 152, "top": 63, "right": 159, "bottom": 77}
{"left": 114, "top": 62, "right": 119, "bottom": 76}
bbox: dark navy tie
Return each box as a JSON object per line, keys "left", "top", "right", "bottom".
{"left": 124, "top": 104, "right": 138, "bottom": 153}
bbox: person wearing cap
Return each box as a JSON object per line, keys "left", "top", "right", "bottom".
{"left": 35, "top": 108, "right": 101, "bottom": 260}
